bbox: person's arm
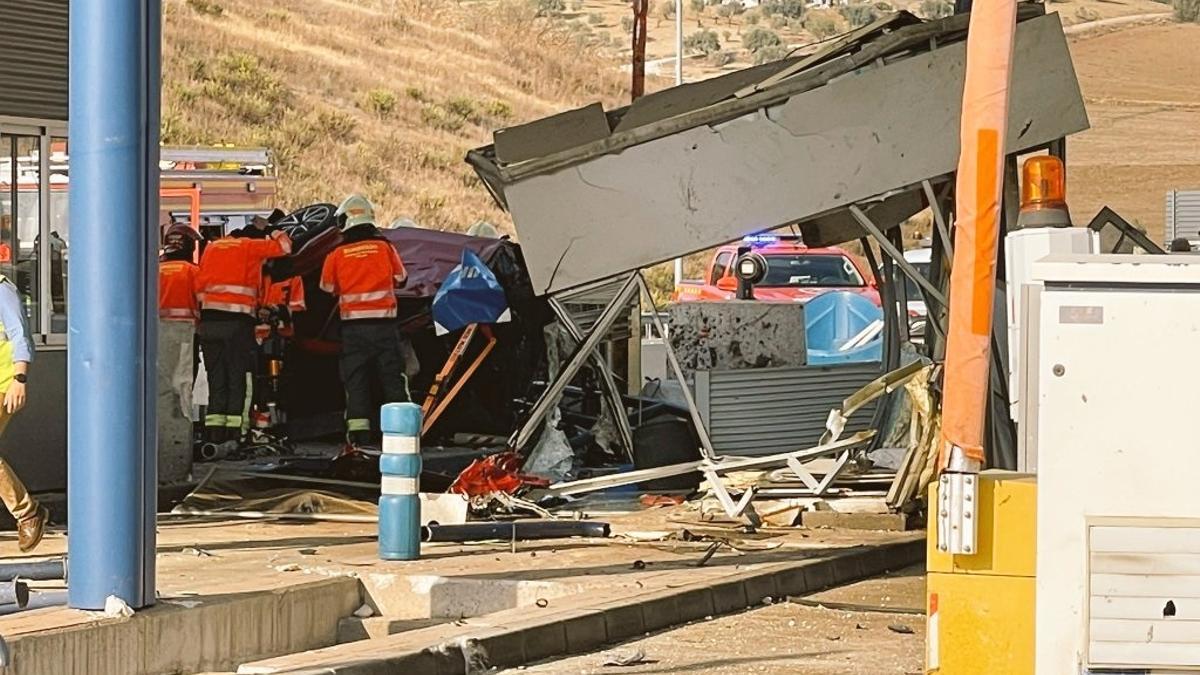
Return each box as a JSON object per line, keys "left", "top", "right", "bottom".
{"left": 289, "top": 277, "right": 306, "bottom": 313}
{"left": 390, "top": 246, "right": 407, "bottom": 288}
{"left": 320, "top": 252, "right": 338, "bottom": 296}
{"left": 267, "top": 229, "right": 292, "bottom": 256}
{"left": 0, "top": 283, "right": 32, "bottom": 414}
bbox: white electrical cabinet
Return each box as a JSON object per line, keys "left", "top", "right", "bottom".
{"left": 1033, "top": 254, "right": 1200, "bottom": 674}
{"left": 1005, "top": 226, "right": 1096, "bottom": 460}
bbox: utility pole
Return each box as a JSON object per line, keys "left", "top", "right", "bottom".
{"left": 675, "top": 0, "right": 683, "bottom": 86}
{"left": 631, "top": 0, "right": 648, "bottom": 100}
{"left": 672, "top": 0, "right": 684, "bottom": 288}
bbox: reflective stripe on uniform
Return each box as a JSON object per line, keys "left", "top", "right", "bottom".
{"left": 341, "top": 290, "right": 392, "bottom": 304}
{"left": 201, "top": 300, "right": 254, "bottom": 315}
{"left": 347, "top": 418, "right": 372, "bottom": 432}
{"left": 224, "top": 415, "right": 243, "bottom": 428}
{"left": 160, "top": 307, "right": 199, "bottom": 320}
{"left": 205, "top": 414, "right": 227, "bottom": 428}
{"left": 205, "top": 284, "right": 257, "bottom": 296}
{"left": 341, "top": 308, "right": 397, "bottom": 320}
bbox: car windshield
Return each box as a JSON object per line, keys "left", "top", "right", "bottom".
{"left": 903, "top": 262, "right": 932, "bottom": 301}
{"left": 761, "top": 254, "right": 864, "bottom": 287}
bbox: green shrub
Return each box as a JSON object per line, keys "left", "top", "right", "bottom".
{"left": 588, "top": 12, "right": 604, "bottom": 25}
{"left": 363, "top": 89, "right": 398, "bottom": 118}
{"left": 483, "top": 99, "right": 513, "bottom": 120}
{"left": 534, "top": 0, "right": 565, "bottom": 17}
{"left": 316, "top": 110, "right": 357, "bottom": 143}
{"left": 762, "top": 0, "right": 805, "bottom": 18}
{"left": 691, "top": 0, "right": 708, "bottom": 12}
{"left": 708, "top": 49, "right": 735, "bottom": 66}
{"left": 840, "top": 3, "right": 878, "bottom": 27}
{"left": 743, "top": 27, "right": 782, "bottom": 52}
{"left": 444, "top": 96, "right": 477, "bottom": 121}
{"left": 753, "top": 44, "right": 789, "bottom": 64}
{"left": 420, "top": 106, "right": 464, "bottom": 132}
{"left": 186, "top": 0, "right": 224, "bottom": 16}
{"left": 660, "top": 0, "right": 677, "bottom": 19}
{"left": 198, "top": 53, "right": 289, "bottom": 125}
{"left": 804, "top": 11, "right": 840, "bottom": 38}
{"left": 405, "top": 86, "right": 428, "bottom": 102}
{"left": 684, "top": 29, "right": 722, "bottom": 54}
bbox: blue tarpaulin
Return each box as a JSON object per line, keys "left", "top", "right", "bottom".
{"left": 432, "top": 249, "right": 512, "bottom": 335}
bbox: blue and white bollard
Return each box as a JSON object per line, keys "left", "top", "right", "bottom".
{"left": 379, "top": 402, "right": 422, "bottom": 560}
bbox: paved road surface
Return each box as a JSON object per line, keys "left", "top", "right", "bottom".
{"left": 506, "top": 565, "right": 926, "bottom": 675}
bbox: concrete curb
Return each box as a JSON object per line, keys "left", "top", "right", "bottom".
{"left": 247, "top": 537, "right": 926, "bottom": 675}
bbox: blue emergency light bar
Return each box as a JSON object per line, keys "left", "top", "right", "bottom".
{"left": 742, "top": 233, "right": 803, "bottom": 246}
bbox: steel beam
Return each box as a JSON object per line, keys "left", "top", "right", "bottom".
{"left": 511, "top": 274, "right": 640, "bottom": 452}
{"left": 849, "top": 205, "right": 947, "bottom": 308}
{"left": 636, "top": 273, "right": 716, "bottom": 461}
{"left": 549, "top": 299, "right": 637, "bottom": 463}
{"left": 67, "top": 0, "right": 159, "bottom": 609}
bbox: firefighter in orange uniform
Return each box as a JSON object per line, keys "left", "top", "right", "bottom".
{"left": 258, "top": 274, "right": 306, "bottom": 335}
{"left": 158, "top": 225, "right": 201, "bottom": 323}
{"left": 320, "top": 195, "right": 409, "bottom": 447}
{"left": 195, "top": 217, "right": 292, "bottom": 449}
{"left": 249, "top": 273, "right": 306, "bottom": 432}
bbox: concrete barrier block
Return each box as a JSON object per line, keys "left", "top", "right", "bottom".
{"left": 709, "top": 579, "right": 749, "bottom": 615}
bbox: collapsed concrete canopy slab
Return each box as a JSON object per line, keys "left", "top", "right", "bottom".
{"left": 468, "top": 8, "right": 1088, "bottom": 295}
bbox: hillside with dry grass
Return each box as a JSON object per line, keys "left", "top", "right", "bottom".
{"left": 161, "top": 0, "right": 628, "bottom": 231}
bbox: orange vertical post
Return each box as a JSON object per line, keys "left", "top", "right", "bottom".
{"left": 940, "top": 0, "right": 1018, "bottom": 469}
{"left": 937, "top": 0, "right": 1018, "bottom": 554}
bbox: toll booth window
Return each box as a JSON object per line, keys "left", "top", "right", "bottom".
{"left": 49, "top": 138, "right": 68, "bottom": 334}
{"left": 0, "top": 134, "right": 40, "bottom": 334}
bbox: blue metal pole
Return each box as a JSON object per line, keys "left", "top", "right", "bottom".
{"left": 141, "top": 0, "right": 163, "bottom": 607}
{"left": 379, "top": 403, "right": 422, "bottom": 560}
{"left": 67, "top": 0, "right": 159, "bottom": 609}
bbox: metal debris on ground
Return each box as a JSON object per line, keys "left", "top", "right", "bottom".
{"left": 602, "top": 648, "right": 649, "bottom": 667}
{"left": 694, "top": 542, "right": 722, "bottom": 567}
{"left": 790, "top": 597, "right": 925, "bottom": 616}
{"left": 888, "top": 623, "right": 915, "bottom": 634}
{"left": 180, "top": 547, "right": 214, "bottom": 557}
{"left": 102, "top": 595, "right": 134, "bottom": 618}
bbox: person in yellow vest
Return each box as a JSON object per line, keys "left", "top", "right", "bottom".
{"left": 0, "top": 274, "right": 46, "bottom": 551}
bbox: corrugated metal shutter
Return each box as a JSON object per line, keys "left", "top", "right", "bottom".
{"left": 1165, "top": 190, "right": 1200, "bottom": 246}
{"left": 695, "top": 363, "right": 882, "bottom": 456}
{"left": 0, "top": 0, "right": 69, "bottom": 122}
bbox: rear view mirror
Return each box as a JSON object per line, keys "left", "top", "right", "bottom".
{"left": 716, "top": 276, "right": 738, "bottom": 292}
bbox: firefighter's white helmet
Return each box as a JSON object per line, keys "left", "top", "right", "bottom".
{"left": 335, "top": 194, "right": 376, "bottom": 229}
